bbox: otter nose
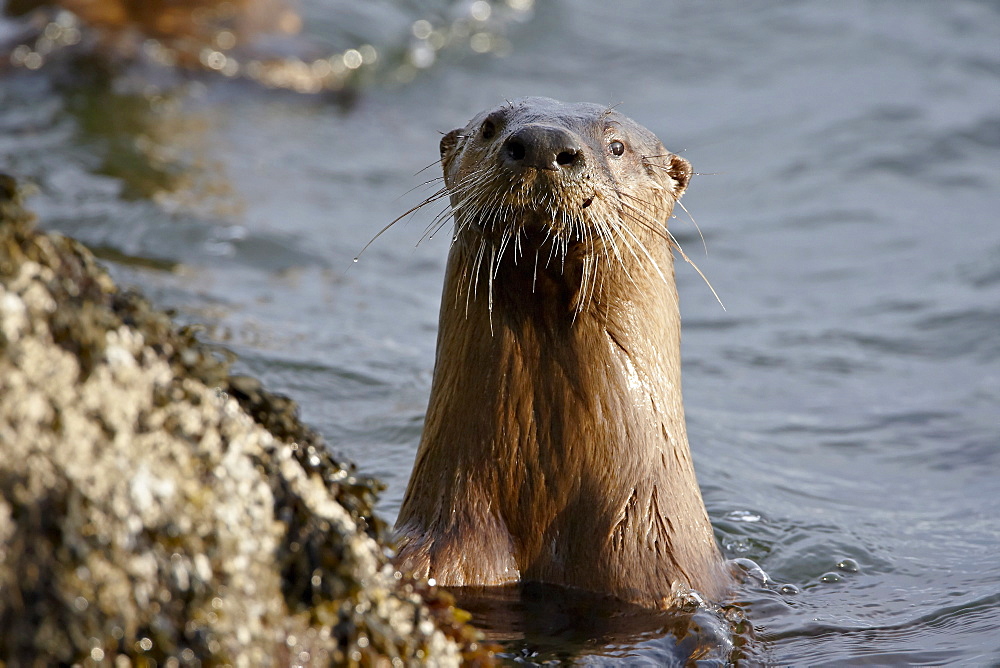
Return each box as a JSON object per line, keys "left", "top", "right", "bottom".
{"left": 503, "top": 125, "right": 583, "bottom": 171}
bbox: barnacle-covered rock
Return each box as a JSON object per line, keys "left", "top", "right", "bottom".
{"left": 0, "top": 174, "right": 491, "bottom": 666}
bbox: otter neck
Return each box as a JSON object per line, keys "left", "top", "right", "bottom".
{"left": 399, "top": 222, "right": 724, "bottom": 603}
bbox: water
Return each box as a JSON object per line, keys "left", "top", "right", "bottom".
{"left": 2, "top": 0, "right": 999, "bottom": 664}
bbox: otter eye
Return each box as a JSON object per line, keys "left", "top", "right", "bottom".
{"left": 609, "top": 140, "right": 625, "bottom": 157}
{"left": 482, "top": 120, "right": 496, "bottom": 140}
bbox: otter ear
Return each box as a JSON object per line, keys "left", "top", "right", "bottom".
{"left": 664, "top": 153, "right": 692, "bottom": 198}
{"left": 440, "top": 129, "right": 462, "bottom": 171}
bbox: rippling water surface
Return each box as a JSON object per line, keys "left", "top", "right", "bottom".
{"left": 3, "top": 0, "right": 999, "bottom": 664}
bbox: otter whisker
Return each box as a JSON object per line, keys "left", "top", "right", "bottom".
{"left": 356, "top": 185, "right": 452, "bottom": 260}
{"left": 591, "top": 215, "right": 633, "bottom": 304}
{"left": 617, "top": 191, "right": 673, "bottom": 239}
{"left": 496, "top": 227, "right": 514, "bottom": 279}
{"left": 594, "top": 215, "right": 628, "bottom": 278}
{"left": 665, "top": 228, "right": 726, "bottom": 311}
{"left": 616, "top": 193, "right": 724, "bottom": 310}
{"left": 674, "top": 199, "right": 708, "bottom": 255}
{"left": 601, "top": 216, "right": 647, "bottom": 290}
{"left": 402, "top": 174, "right": 445, "bottom": 201}
{"left": 616, "top": 198, "right": 682, "bottom": 253}
{"left": 532, "top": 248, "right": 540, "bottom": 294}
{"left": 574, "top": 255, "right": 591, "bottom": 319}
{"left": 414, "top": 156, "right": 445, "bottom": 178}
{"left": 607, "top": 195, "right": 663, "bottom": 265}
{"left": 422, "top": 202, "right": 460, "bottom": 245}
{"left": 582, "top": 215, "right": 604, "bottom": 313}
{"left": 471, "top": 234, "right": 487, "bottom": 311}
{"left": 466, "top": 235, "right": 488, "bottom": 315}
{"left": 607, "top": 206, "right": 668, "bottom": 286}
{"left": 487, "top": 244, "right": 498, "bottom": 334}
{"left": 579, "top": 226, "right": 602, "bottom": 315}
{"left": 612, "top": 192, "right": 706, "bottom": 259}
{"left": 514, "top": 223, "right": 525, "bottom": 263}
{"left": 556, "top": 209, "right": 568, "bottom": 275}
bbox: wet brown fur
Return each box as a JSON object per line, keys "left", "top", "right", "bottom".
{"left": 394, "top": 97, "right": 729, "bottom": 608}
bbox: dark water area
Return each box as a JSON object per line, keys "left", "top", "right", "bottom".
{"left": 2, "top": 0, "right": 999, "bottom": 664}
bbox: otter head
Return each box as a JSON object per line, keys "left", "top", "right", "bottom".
{"left": 438, "top": 97, "right": 692, "bottom": 313}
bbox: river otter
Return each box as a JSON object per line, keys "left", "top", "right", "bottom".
{"left": 394, "top": 97, "right": 729, "bottom": 608}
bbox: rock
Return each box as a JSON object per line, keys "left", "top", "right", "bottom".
{"left": 0, "top": 174, "right": 491, "bottom": 666}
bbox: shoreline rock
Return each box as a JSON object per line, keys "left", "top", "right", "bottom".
{"left": 0, "top": 174, "right": 490, "bottom": 666}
